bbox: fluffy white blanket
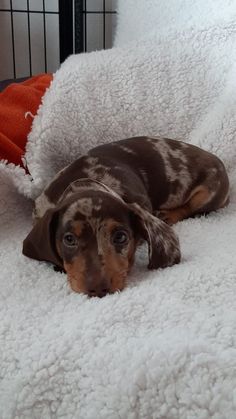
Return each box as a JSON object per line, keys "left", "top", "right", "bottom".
{"left": 114, "top": 0, "right": 236, "bottom": 47}
{"left": 1, "top": 8, "right": 236, "bottom": 419}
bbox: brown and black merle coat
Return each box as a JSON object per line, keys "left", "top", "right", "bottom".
{"left": 23, "top": 137, "right": 229, "bottom": 297}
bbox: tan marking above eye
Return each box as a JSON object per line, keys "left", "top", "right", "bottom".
{"left": 71, "top": 220, "right": 84, "bottom": 238}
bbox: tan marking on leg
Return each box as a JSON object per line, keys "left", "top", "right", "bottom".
{"left": 187, "top": 185, "right": 213, "bottom": 211}
{"left": 159, "top": 186, "right": 213, "bottom": 225}
{"left": 158, "top": 207, "right": 189, "bottom": 225}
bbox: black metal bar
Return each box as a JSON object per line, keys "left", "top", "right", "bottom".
{"left": 1, "top": 0, "right": 117, "bottom": 81}
{"left": 26, "top": 0, "right": 32, "bottom": 76}
{"left": 0, "top": 9, "right": 115, "bottom": 14}
{"left": 84, "top": 0, "right": 87, "bottom": 52}
{"left": 59, "top": 0, "right": 73, "bottom": 63}
{"left": 82, "top": 10, "right": 115, "bottom": 14}
{"left": 74, "top": 0, "right": 83, "bottom": 53}
{"left": 0, "top": 9, "right": 57, "bottom": 14}
{"left": 103, "top": 0, "right": 106, "bottom": 49}
{"left": 9, "top": 0, "right": 16, "bottom": 78}
{"left": 42, "top": 0, "right": 47, "bottom": 72}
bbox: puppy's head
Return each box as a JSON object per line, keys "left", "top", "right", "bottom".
{"left": 23, "top": 180, "right": 180, "bottom": 297}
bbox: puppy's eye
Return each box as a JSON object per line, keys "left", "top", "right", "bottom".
{"left": 63, "top": 233, "right": 78, "bottom": 247}
{"left": 112, "top": 230, "right": 129, "bottom": 246}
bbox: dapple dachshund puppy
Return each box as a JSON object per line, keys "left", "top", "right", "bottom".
{"left": 23, "top": 137, "right": 229, "bottom": 297}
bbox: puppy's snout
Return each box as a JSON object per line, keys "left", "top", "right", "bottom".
{"left": 87, "top": 279, "right": 110, "bottom": 298}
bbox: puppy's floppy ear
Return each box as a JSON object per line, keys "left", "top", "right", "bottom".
{"left": 127, "top": 203, "right": 181, "bottom": 269}
{"left": 23, "top": 208, "right": 63, "bottom": 269}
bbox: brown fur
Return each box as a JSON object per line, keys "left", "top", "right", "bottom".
{"left": 61, "top": 218, "right": 137, "bottom": 297}
{"left": 64, "top": 257, "right": 87, "bottom": 294}
{"left": 158, "top": 185, "right": 213, "bottom": 224}
{"left": 23, "top": 137, "right": 229, "bottom": 297}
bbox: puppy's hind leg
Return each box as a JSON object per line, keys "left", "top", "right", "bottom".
{"left": 158, "top": 185, "right": 213, "bottom": 225}
{"left": 159, "top": 165, "right": 230, "bottom": 225}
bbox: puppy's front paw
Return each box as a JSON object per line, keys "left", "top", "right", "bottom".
{"left": 157, "top": 209, "right": 184, "bottom": 225}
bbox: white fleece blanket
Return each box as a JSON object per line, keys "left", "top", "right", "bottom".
{"left": 3, "top": 19, "right": 236, "bottom": 199}
{"left": 114, "top": 0, "right": 236, "bottom": 47}
{"left": 1, "top": 10, "right": 236, "bottom": 419}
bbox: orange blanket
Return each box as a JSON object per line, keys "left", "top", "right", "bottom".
{"left": 0, "top": 73, "right": 53, "bottom": 168}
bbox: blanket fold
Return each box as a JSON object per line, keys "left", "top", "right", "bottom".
{"left": 7, "top": 23, "right": 234, "bottom": 198}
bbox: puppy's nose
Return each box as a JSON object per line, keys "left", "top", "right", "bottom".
{"left": 88, "top": 281, "right": 110, "bottom": 298}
